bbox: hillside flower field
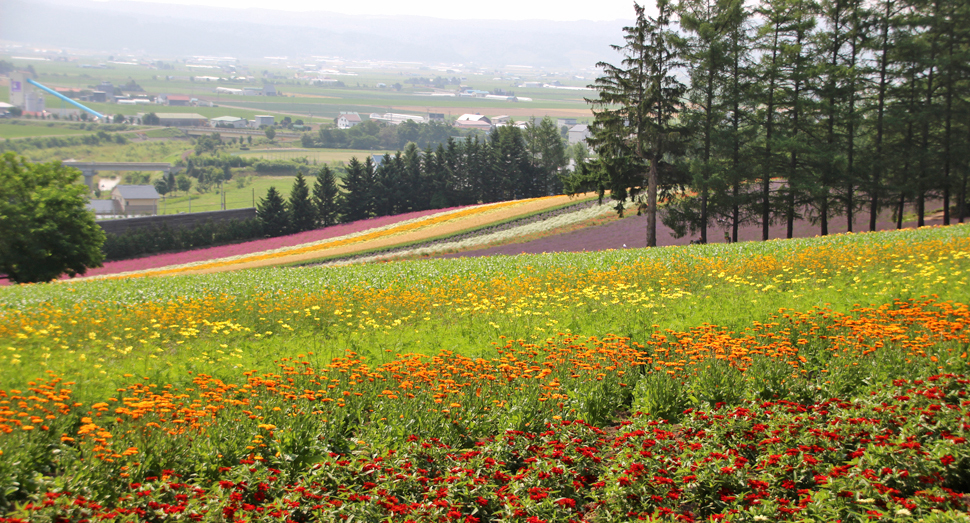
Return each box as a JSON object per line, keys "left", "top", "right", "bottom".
{"left": 1, "top": 225, "right": 969, "bottom": 521}
{"left": 84, "top": 195, "right": 595, "bottom": 280}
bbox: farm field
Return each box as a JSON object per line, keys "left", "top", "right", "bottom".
{"left": 9, "top": 58, "right": 595, "bottom": 124}
{"left": 237, "top": 148, "right": 393, "bottom": 164}
{"left": 0, "top": 121, "right": 95, "bottom": 139}
{"left": 1, "top": 225, "right": 969, "bottom": 521}
{"left": 10, "top": 139, "right": 190, "bottom": 164}
{"left": 152, "top": 175, "right": 298, "bottom": 215}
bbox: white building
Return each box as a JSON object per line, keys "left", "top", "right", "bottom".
{"left": 211, "top": 116, "right": 249, "bottom": 128}
{"left": 253, "top": 115, "right": 275, "bottom": 127}
{"left": 335, "top": 112, "right": 362, "bottom": 129}
{"left": 455, "top": 114, "right": 493, "bottom": 131}
{"left": 369, "top": 113, "right": 426, "bottom": 125}
{"left": 568, "top": 124, "right": 591, "bottom": 145}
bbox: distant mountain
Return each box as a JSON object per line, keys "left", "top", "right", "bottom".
{"left": 0, "top": 0, "right": 630, "bottom": 69}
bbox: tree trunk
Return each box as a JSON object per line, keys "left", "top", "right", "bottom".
{"left": 942, "top": 31, "right": 954, "bottom": 225}
{"left": 763, "top": 25, "right": 780, "bottom": 242}
{"left": 917, "top": 23, "right": 937, "bottom": 228}
{"left": 700, "top": 67, "right": 714, "bottom": 244}
{"left": 871, "top": 0, "right": 891, "bottom": 232}
{"left": 647, "top": 155, "right": 658, "bottom": 247}
{"left": 897, "top": 194, "right": 905, "bottom": 229}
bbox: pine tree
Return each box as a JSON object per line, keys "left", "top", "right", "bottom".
{"left": 340, "top": 157, "right": 371, "bottom": 222}
{"left": 671, "top": 0, "right": 745, "bottom": 243}
{"left": 312, "top": 165, "right": 341, "bottom": 227}
{"left": 257, "top": 186, "right": 289, "bottom": 237}
{"left": 288, "top": 172, "right": 316, "bottom": 233}
{"left": 587, "top": 0, "right": 686, "bottom": 247}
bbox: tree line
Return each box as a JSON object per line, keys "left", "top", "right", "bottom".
{"left": 304, "top": 120, "right": 476, "bottom": 151}
{"left": 257, "top": 119, "right": 567, "bottom": 236}
{"left": 569, "top": 0, "right": 970, "bottom": 245}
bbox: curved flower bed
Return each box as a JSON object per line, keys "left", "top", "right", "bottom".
{"left": 332, "top": 198, "right": 622, "bottom": 265}
{"left": 85, "top": 196, "right": 579, "bottom": 279}
{"left": 80, "top": 208, "right": 454, "bottom": 278}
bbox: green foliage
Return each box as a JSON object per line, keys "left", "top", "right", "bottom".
{"left": 340, "top": 156, "right": 373, "bottom": 222}
{"left": 153, "top": 177, "right": 169, "bottom": 196}
{"left": 312, "top": 165, "right": 340, "bottom": 227}
{"left": 586, "top": 0, "right": 687, "bottom": 246}
{"left": 314, "top": 120, "right": 468, "bottom": 151}
{"left": 0, "top": 131, "right": 129, "bottom": 154}
{"left": 142, "top": 113, "right": 160, "bottom": 125}
{"left": 632, "top": 371, "right": 689, "bottom": 422}
{"left": 264, "top": 127, "right": 276, "bottom": 141}
{"left": 175, "top": 173, "right": 192, "bottom": 194}
{"left": 193, "top": 133, "right": 224, "bottom": 156}
{"left": 257, "top": 186, "right": 289, "bottom": 237}
{"left": 0, "top": 153, "right": 105, "bottom": 283}
{"left": 287, "top": 172, "right": 316, "bottom": 233}
{"left": 101, "top": 218, "right": 263, "bottom": 260}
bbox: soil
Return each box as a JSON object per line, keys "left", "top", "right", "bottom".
{"left": 437, "top": 202, "right": 953, "bottom": 259}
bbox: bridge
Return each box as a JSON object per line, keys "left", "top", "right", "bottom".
{"left": 63, "top": 161, "right": 179, "bottom": 190}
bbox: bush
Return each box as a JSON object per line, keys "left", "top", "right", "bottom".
{"left": 101, "top": 218, "right": 263, "bottom": 261}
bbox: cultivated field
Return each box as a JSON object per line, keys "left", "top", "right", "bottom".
{"left": 1, "top": 225, "right": 969, "bottom": 521}
{"left": 237, "top": 148, "right": 393, "bottom": 164}
{"left": 0, "top": 121, "right": 94, "bottom": 139}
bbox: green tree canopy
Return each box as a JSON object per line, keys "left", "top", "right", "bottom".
{"left": 257, "top": 186, "right": 289, "bottom": 237}
{"left": 288, "top": 172, "right": 316, "bottom": 233}
{"left": 0, "top": 153, "right": 105, "bottom": 283}
{"left": 586, "top": 0, "right": 687, "bottom": 247}
{"left": 313, "top": 165, "right": 341, "bottom": 227}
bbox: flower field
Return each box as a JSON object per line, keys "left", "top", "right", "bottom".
{"left": 1, "top": 225, "right": 970, "bottom": 521}
{"left": 82, "top": 194, "right": 598, "bottom": 280}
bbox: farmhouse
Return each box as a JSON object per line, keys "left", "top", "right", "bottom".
{"left": 335, "top": 112, "right": 362, "bottom": 129}
{"left": 163, "top": 95, "right": 192, "bottom": 106}
{"left": 111, "top": 185, "right": 161, "bottom": 216}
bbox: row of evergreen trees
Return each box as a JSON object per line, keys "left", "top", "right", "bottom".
{"left": 256, "top": 119, "right": 568, "bottom": 236}
{"left": 571, "top": 0, "right": 970, "bottom": 244}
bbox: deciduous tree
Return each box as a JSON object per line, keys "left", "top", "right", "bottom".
{"left": 0, "top": 153, "right": 105, "bottom": 283}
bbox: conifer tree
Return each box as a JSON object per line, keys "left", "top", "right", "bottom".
{"left": 283, "top": 172, "right": 312, "bottom": 234}
{"left": 340, "top": 157, "right": 371, "bottom": 223}
{"left": 257, "top": 186, "right": 289, "bottom": 237}
{"left": 312, "top": 165, "right": 341, "bottom": 227}
{"left": 587, "top": 0, "right": 686, "bottom": 247}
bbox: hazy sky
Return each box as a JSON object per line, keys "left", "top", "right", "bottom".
{"left": 93, "top": 0, "right": 639, "bottom": 21}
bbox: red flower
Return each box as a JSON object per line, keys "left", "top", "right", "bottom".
{"left": 941, "top": 455, "right": 955, "bottom": 466}
{"left": 555, "top": 498, "right": 577, "bottom": 509}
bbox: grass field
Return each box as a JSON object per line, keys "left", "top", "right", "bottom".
{"left": 153, "top": 174, "right": 298, "bottom": 214}
{"left": 14, "top": 139, "right": 191, "bottom": 164}
{"left": 1, "top": 225, "right": 970, "bottom": 521}
{"left": 237, "top": 148, "right": 392, "bottom": 164}
{"left": 141, "top": 127, "right": 187, "bottom": 138}
{"left": 0, "top": 121, "right": 95, "bottom": 139}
